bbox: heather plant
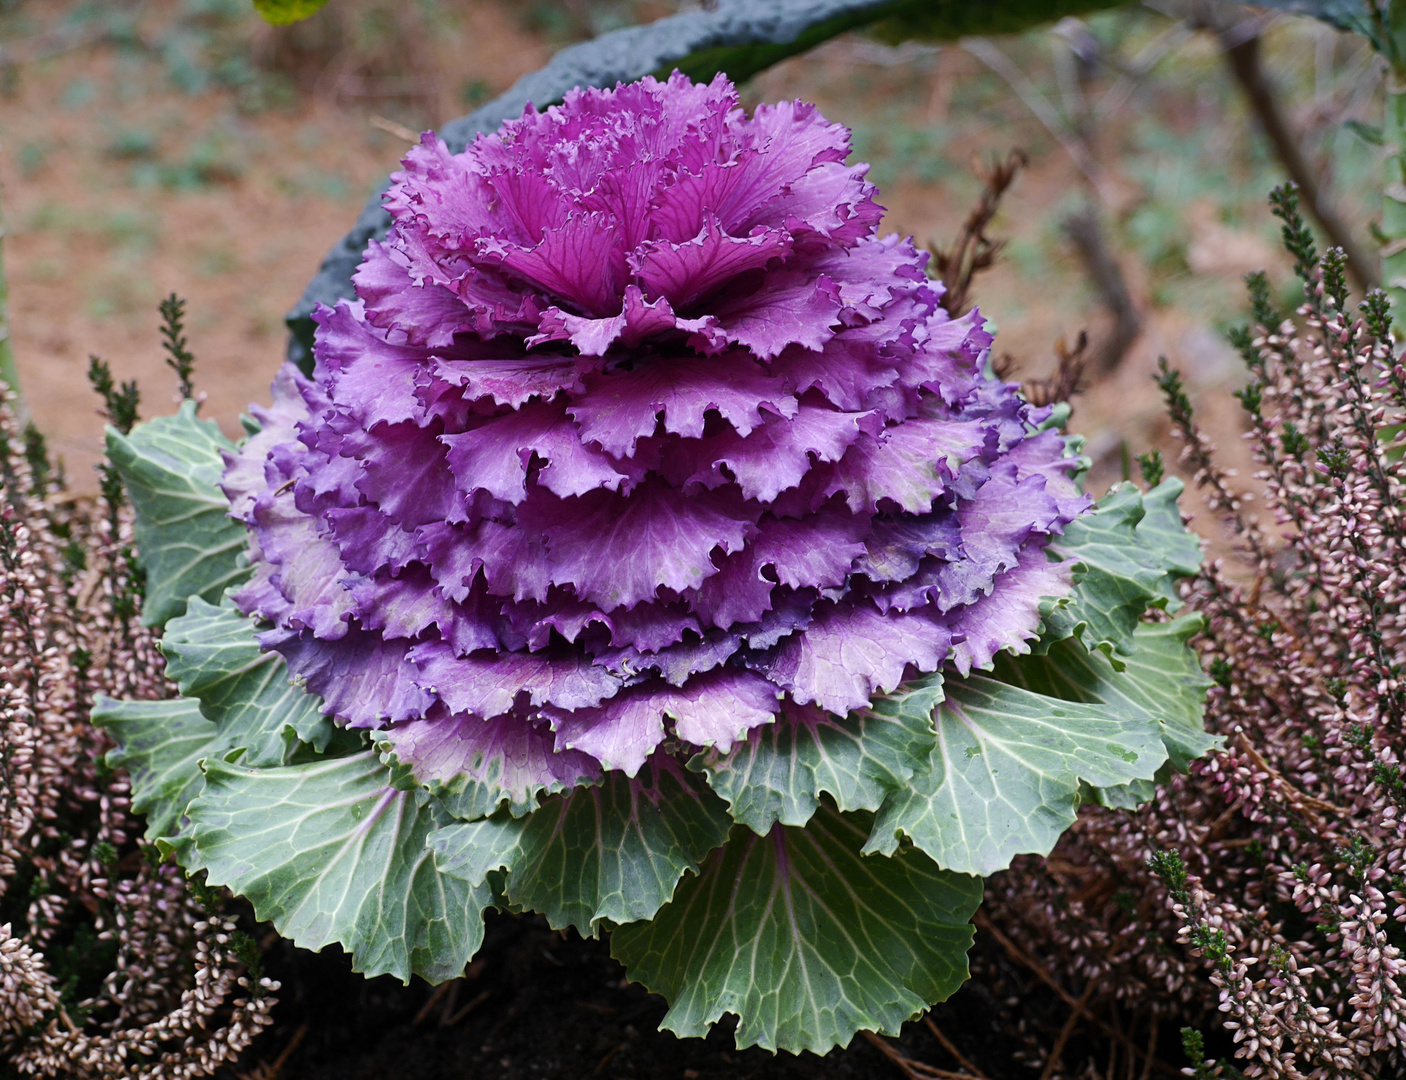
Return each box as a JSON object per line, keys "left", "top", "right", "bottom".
{"left": 0, "top": 370, "right": 276, "bottom": 1078}
{"left": 982, "top": 183, "right": 1406, "bottom": 1079}
{"left": 93, "top": 72, "right": 1216, "bottom": 1055}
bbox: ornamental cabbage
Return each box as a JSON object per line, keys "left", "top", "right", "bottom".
{"left": 96, "top": 72, "right": 1214, "bottom": 1055}
{"left": 225, "top": 72, "right": 1086, "bottom": 803}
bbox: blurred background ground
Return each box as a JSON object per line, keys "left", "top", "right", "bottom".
{"left": 0, "top": 2, "right": 1390, "bottom": 1075}
{"left": 0, "top": 0, "right": 1385, "bottom": 505}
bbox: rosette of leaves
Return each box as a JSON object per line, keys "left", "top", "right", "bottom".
{"left": 96, "top": 74, "right": 1215, "bottom": 1054}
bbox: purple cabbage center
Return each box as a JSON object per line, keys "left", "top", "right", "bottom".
{"left": 221, "top": 72, "right": 1088, "bottom": 802}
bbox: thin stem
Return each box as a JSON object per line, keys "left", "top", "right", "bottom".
{"left": 0, "top": 153, "right": 23, "bottom": 421}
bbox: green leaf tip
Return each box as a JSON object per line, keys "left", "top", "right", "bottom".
{"left": 431, "top": 758, "right": 731, "bottom": 936}
{"left": 95, "top": 598, "right": 345, "bottom": 851}
{"left": 863, "top": 674, "right": 1168, "bottom": 876}
{"left": 611, "top": 805, "right": 982, "bottom": 1055}
{"left": 162, "top": 597, "right": 337, "bottom": 764}
{"left": 105, "top": 401, "right": 249, "bottom": 627}
{"left": 93, "top": 695, "right": 215, "bottom": 843}
{"left": 1042, "top": 478, "right": 1203, "bottom": 664}
{"left": 691, "top": 683, "right": 940, "bottom": 835}
{"left": 994, "top": 614, "right": 1217, "bottom": 778}
{"left": 186, "top": 751, "right": 491, "bottom": 984}
{"left": 253, "top": 0, "right": 333, "bottom": 25}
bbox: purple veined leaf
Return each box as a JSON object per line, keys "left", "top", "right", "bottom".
{"left": 343, "top": 565, "right": 498, "bottom": 655}
{"left": 547, "top": 669, "right": 779, "bottom": 774}
{"left": 545, "top": 685, "right": 672, "bottom": 776}
{"left": 690, "top": 510, "right": 867, "bottom": 629}
{"left": 852, "top": 511, "right": 962, "bottom": 584}
{"left": 758, "top": 160, "right": 883, "bottom": 248}
{"left": 631, "top": 214, "right": 793, "bottom": 311}
{"left": 809, "top": 234, "right": 928, "bottom": 320}
{"left": 567, "top": 353, "right": 799, "bottom": 458}
{"left": 518, "top": 481, "right": 759, "bottom": 611}
{"left": 220, "top": 363, "right": 311, "bottom": 521}
{"left": 353, "top": 241, "right": 475, "bottom": 349}
{"left": 596, "top": 626, "right": 744, "bottom": 686}
{"left": 410, "top": 638, "right": 623, "bottom": 717}
{"left": 440, "top": 399, "right": 632, "bottom": 504}
{"left": 383, "top": 134, "right": 504, "bottom": 248}
{"left": 290, "top": 435, "right": 364, "bottom": 520}
{"left": 867, "top": 467, "right": 1064, "bottom": 617}
{"left": 763, "top": 330, "right": 904, "bottom": 413}
{"left": 687, "top": 546, "right": 779, "bottom": 628}
{"left": 948, "top": 463, "right": 1063, "bottom": 594}
{"left": 531, "top": 285, "right": 720, "bottom": 358}
{"left": 381, "top": 708, "right": 602, "bottom": 819}
{"left": 347, "top": 419, "right": 465, "bottom": 530}
{"left": 945, "top": 546, "right": 1075, "bottom": 676}
{"left": 604, "top": 600, "right": 701, "bottom": 652}
{"left": 244, "top": 488, "right": 358, "bottom": 641}
{"left": 477, "top": 211, "right": 628, "bottom": 317}
{"left": 231, "top": 558, "right": 291, "bottom": 626}
{"left": 820, "top": 416, "right": 991, "bottom": 515}
{"left": 1006, "top": 429, "right": 1093, "bottom": 523}
{"left": 482, "top": 163, "right": 575, "bottom": 247}
{"left": 265, "top": 625, "right": 434, "bottom": 727}
{"left": 740, "top": 589, "right": 819, "bottom": 650}
{"left": 310, "top": 302, "right": 432, "bottom": 429}
{"left": 950, "top": 383, "right": 1031, "bottom": 455}
{"left": 420, "top": 517, "right": 555, "bottom": 606}
{"left": 900, "top": 307, "right": 992, "bottom": 402}
{"left": 766, "top": 599, "right": 954, "bottom": 715}
{"left": 576, "top": 157, "right": 673, "bottom": 252}
{"left": 665, "top": 402, "right": 882, "bottom": 503}
{"left": 663, "top": 669, "right": 780, "bottom": 751}
{"left": 650, "top": 96, "right": 858, "bottom": 244}
{"left": 322, "top": 505, "right": 425, "bottom": 577}
{"left": 707, "top": 268, "right": 843, "bottom": 359}
{"left": 498, "top": 592, "right": 612, "bottom": 650}
{"left": 417, "top": 351, "right": 600, "bottom": 413}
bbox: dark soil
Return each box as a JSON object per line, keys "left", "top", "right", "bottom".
{"left": 227, "top": 910, "right": 1038, "bottom": 1080}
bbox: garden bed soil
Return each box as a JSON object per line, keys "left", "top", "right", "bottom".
{"left": 229, "top": 909, "right": 1042, "bottom": 1080}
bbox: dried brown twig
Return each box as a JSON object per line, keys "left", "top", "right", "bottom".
{"left": 1020, "top": 331, "right": 1090, "bottom": 411}
{"left": 928, "top": 149, "right": 1028, "bottom": 317}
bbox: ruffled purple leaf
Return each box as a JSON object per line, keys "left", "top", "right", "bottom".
{"left": 224, "top": 71, "right": 1087, "bottom": 815}
{"left": 381, "top": 710, "right": 601, "bottom": 818}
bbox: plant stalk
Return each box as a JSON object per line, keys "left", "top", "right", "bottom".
{"left": 0, "top": 154, "right": 22, "bottom": 417}
{"left": 1382, "top": 4, "right": 1406, "bottom": 315}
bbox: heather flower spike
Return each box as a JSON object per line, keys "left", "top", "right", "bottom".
{"left": 99, "top": 74, "right": 1213, "bottom": 1053}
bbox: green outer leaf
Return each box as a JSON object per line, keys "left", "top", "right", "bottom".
{"left": 864, "top": 675, "right": 1166, "bottom": 875}
{"left": 1041, "top": 479, "right": 1201, "bottom": 663}
{"left": 690, "top": 687, "right": 939, "bottom": 835}
{"left": 1136, "top": 481, "right": 1204, "bottom": 601}
{"left": 162, "top": 597, "right": 334, "bottom": 765}
{"left": 611, "top": 806, "right": 982, "bottom": 1055}
{"left": 992, "top": 614, "right": 1217, "bottom": 773}
{"left": 186, "top": 752, "right": 491, "bottom": 983}
{"left": 430, "top": 758, "right": 731, "bottom": 935}
{"left": 92, "top": 696, "right": 217, "bottom": 842}
{"left": 96, "top": 599, "right": 347, "bottom": 849}
{"left": 106, "top": 401, "right": 249, "bottom": 627}
{"left": 253, "top": 0, "right": 332, "bottom": 24}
